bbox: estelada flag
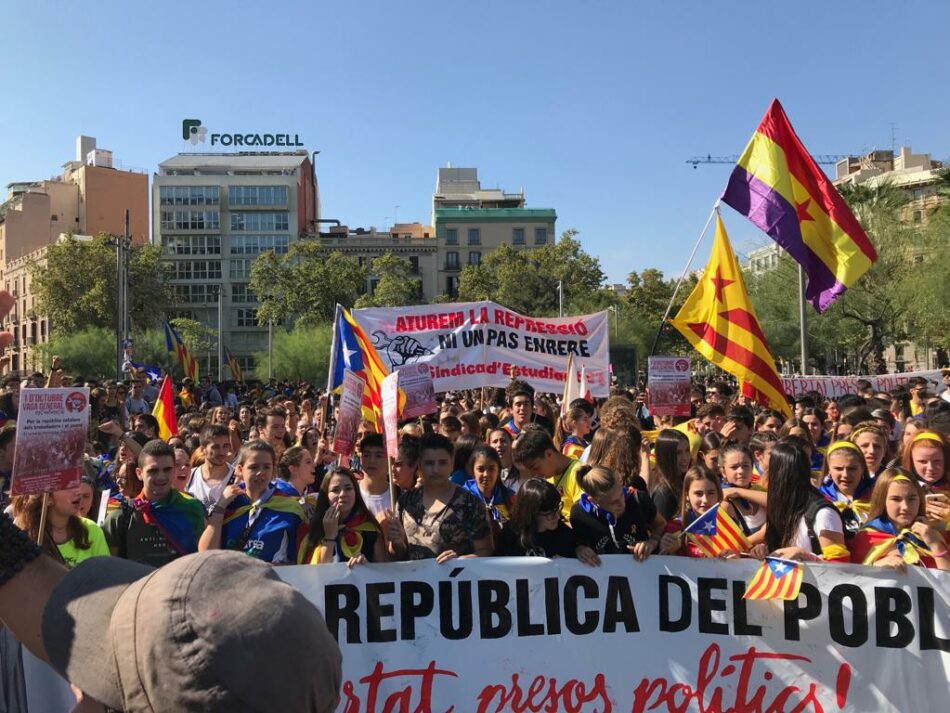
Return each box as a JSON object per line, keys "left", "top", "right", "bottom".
{"left": 721, "top": 99, "right": 876, "bottom": 313}
{"left": 682, "top": 503, "right": 750, "bottom": 558}
{"left": 670, "top": 214, "right": 792, "bottom": 417}
{"left": 152, "top": 375, "right": 178, "bottom": 441}
{"left": 744, "top": 556, "right": 804, "bottom": 601}
{"left": 328, "top": 305, "right": 391, "bottom": 427}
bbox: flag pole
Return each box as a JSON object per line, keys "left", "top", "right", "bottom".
{"left": 322, "top": 305, "right": 342, "bottom": 439}
{"left": 649, "top": 200, "right": 721, "bottom": 356}
{"left": 798, "top": 265, "right": 809, "bottom": 376}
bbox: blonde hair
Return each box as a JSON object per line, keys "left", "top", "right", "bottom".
{"left": 575, "top": 464, "right": 620, "bottom": 497}
{"left": 866, "top": 467, "right": 925, "bottom": 523}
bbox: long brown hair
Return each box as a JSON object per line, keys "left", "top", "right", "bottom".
{"left": 678, "top": 467, "right": 722, "bottom": 523}
{"left": 587, "top": 425, "right": 642, "bottom": 487}
{"left": 306, "top": 467, "right": 379, "bottom": 550}
{"left": 11, "top": 494, "right": 90, "bottom": 562}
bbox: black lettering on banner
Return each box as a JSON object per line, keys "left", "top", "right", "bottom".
{"left": 875, "top": 586, "right": 914, "bottom": 649}
{"left": 544, "top": 577, "right": 562, "bottom": 635}
{"left": 697, "top": 578, "right": 729, "bottom": 635}
{"left": 603, "top": 576, "right": 639, "bottom": 633}
{"left": 438, "top": 333, "right": 458, "bottom": 350}
{"left": 516, "top": 579, "right": 545, "bottom": 637}
{"left": 486, "top": 328, "right": 517, "bottom": 349}
{"left": 564, "top": 575, "right": 599, "bottom": 635}
{"left": 325, "top": 583, "right": 361, "bottom": 643}
{"left": 366, "top": 582, "right": 397, "bottom": 643}
{"left": 461, "top": 330, "right": 485, "bottom": 348}
{"left": 731, "top": 580, "right": 763, "bottom": 636}
{"left": 828, "top": 584, "right": 868, "bottom": 648}
{"left": 658, "top": 575, "right": 691, "bottom": 632}
{"left": 400, "top": 580, "right": 434, "bottom": 640}
{"left": 438, "top": 580, "right": 473, "bottom": 640}
{"left": 918, "top": 587, "right": 950, "bottom": 652}
{"left": 477, "top": 579, "right": 511, "bottom": 639}
{"left": 783, "top": 583, "right": 822, "bottom": 641}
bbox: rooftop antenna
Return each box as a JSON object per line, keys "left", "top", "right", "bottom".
{"left": 890, "top": 122, "right": 897, "bottom": 154}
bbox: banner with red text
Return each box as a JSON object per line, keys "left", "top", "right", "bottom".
{"left": 781, "top": 369, "right": 945, "bottom": 398}
{"left": 351, "top": 301, "right": 610, "bottom": 396}
{"left": 12, "top": 387, "right": 89, "bottom": 495}
{"left": 280, "top": 556, "right": 950, "bottom": 712}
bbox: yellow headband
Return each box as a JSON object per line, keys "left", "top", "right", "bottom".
{"left": 826, "top": 441, "right": 861, "bottom": 457}
{"left": 892, "top": 474, "right": 912, "bottom": 483}
{"left": 912, "top": 432, "right": 944, "bottom": 446}
{"left": 850, "top": 425, "right": 883, "bottom": 441}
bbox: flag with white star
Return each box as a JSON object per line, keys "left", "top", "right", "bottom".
{"left": 744, "top": 556, "right": 804, "bottom": 601}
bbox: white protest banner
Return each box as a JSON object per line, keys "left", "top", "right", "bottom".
{"left": 351, "top": 301, "right": 610, "bottom": 397}
{"left": 781, "top": 369, "right": 945, "bottom": 398}
{"left": 332, "top": 370, "right": 366, "bottom": 457}
{"left": 11, "top": 387, "right": 89, "bottom": 495}
{"left": 380, "top": 372, "right": 399, "bottom": 457}
{"left": 648, "top": 356, "right": 692, "bottom": 417}
{"left": 279, "top": 556, "right": 950, "bottom": 713}
{"left": 396, "top": 363, "right": 437, "bottom": 419}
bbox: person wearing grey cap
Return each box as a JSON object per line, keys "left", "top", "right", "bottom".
{"left": 0, "top": 511, "right": 342, "bottom": 712}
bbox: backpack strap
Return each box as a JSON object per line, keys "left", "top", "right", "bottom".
{"left": 803, "top": 499, "right": 841, "bottom": 555}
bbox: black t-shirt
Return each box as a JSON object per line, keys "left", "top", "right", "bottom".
{"left": 650, "top": 484, "right": 679, "bottom": 522}
{"left": 103, "top": 505, "right": 185, "bottom": 568}
{"left": 496, "top": 521, "right": 577, "bottom": 558}
{"left": 570, "top": 489, "right": 657, "bottom": 555}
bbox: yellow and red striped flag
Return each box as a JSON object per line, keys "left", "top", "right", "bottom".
{"left": 682, "top": 503, "right": 750, "bottom": 558}
{"left": 151, "top": 375, "right": 178, "bottom": 441}
{"left": 744, "top": 556, "right": 804, "bottom": 601}
{"left": 670, "top": 215, "right": 792, "bottom": 417}
{"left": 329, "top": 306, "right": 391, "bottom": 428}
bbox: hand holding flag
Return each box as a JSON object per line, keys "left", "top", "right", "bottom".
{"left": 682, "top": 503, "right": 750, "bottom": 559}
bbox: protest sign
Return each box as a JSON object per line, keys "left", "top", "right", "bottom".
{"left": 11, "top": 387, "right": 89, "bottom": 496}
{"left": 781, "top": 369, "right": 945, "bottom": 398}
{"left": 380, "top": 372, "right": 399, "bottom": 457}
{"left": 351, "top": 301, "right": 610, "bottom": 396}
{"left": 396, "top": 363, "right": 437, "bottom": 419}
{"left": 331, "top": 370, "right": 365, "bottom": 457}
{"left": 280, "top": 556, "right": 950, "bottom": 713}
{"left": 648, "top": 356, "right": 692, "bottom": 416}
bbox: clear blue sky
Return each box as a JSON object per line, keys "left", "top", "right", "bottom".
{"left": 3, "top": 1, "right": 948, "bottom": 284}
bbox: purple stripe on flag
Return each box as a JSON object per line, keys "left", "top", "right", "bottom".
{"left": 722, "top": 166, "right": 846, "bottom": 312}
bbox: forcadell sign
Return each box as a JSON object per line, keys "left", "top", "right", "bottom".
{"left": 182, "top": 119, "right": 303, "bottom": 148}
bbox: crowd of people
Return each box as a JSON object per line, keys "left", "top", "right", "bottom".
{"left": 3, "top": 366, "right": 949, "bottom": 577}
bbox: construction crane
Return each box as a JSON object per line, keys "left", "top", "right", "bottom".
{"left": 686, "top": 154, "right": 849, "bottom": 169}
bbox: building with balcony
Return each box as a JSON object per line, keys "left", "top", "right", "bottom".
{"left": 0, "top": 136, "right": 148, "bottom": 373}
{"left": 154, "top": 151, "right": 317, "bottom": 376}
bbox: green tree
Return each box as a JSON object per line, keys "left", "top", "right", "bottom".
{"left": 30, "top": 234, "right": 171, "bottom": 336}
{"left": 354, "top": 252, "right": 422, "bottom": 308}
{"left": 457, "top": 229, "right": 605, "bottom": 316}
{"left": 37, "top": 327, "right": 172, "bottom": 381}
{"left": 249, "top": 244, "right": 366, "bottom": 328}
{"left": 252, "top": 324, "right": 333, "bottom": 384}
{"left": 625, "top": 268, "right": 698, "bottom": 357}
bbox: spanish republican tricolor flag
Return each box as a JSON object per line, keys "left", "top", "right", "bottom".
{"left": 721, "top": 99, "right": 876, "bottom": 313}
{"left": 152, "top": 375, "right": 178, "bottom": 441}
{"left": 744, "top": 557, "right": 804, "bottom": 601}
{"left": 670, "top": 215, "right": 792, "bottom": 417}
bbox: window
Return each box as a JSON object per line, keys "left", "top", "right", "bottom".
{"left": 408, "top": 256, "right": 419, "bottom": 275}
{"left": 534, "top": 227, "right": 547, "bottom": 245}
{"left": 162, "top": 235, "right": 221, "bottom": 256}
{"left": 174, "top": 260, "right": 222, "bottom": 280}
{"left": 229, "top": 235, "right": 289, "bottom": 255}
{"left": 159, "top": 186, "right": 219, "bottom": 206}
{"left": 445, "top": 228, "right": 458, "bottom": 245}
{"left": 235, "top": 308, "right": 259, "bottom": 327}
{"left": 446, "top": 275, "right": 459, "bottom": 297}
{"left": 911, "top": 188, "right": 926, "bottom": 200}
{"left": 445, "top": 251, "right": 459, "bottom": 269}
{"left": 512, "top": 228, "right": 525, "bottom": 245}
{"left": 468, "top": 251, "right": 481, "bottom": 266}
{"left": 467, "top": 228, "right": 481, "bottom": 246}
{"left": 229, "top": 185, "right": 289, "bottom": 206}
{"left": 231, "top": 284, "right": 257, "bottom": 303}
{"left": 230, "top": 259, "right": 254, "bottom": 279}
{"left": 230, "top": 212, "right": 290, "bottom": 232}
{"left": 173, "top": 284, "right": 214, "bottom": 303}
{"left": 160, "top": 210, "right": 220, "bottom": 231}
{"left": 913, "top": 210, "right": 922, "bottom": 223}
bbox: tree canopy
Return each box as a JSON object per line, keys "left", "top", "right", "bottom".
{"left": 354, "top": 252, "right": 423, "bottom": 308}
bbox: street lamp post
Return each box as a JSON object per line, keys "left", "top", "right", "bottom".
{"left": 608, "top": 305, "right": 619, "bottom": 339}
{"left": 107, "top": 210, "right": 132, "bottom": 380}
{"left": 558, "top": 280, "right": 564, "bottom": 318}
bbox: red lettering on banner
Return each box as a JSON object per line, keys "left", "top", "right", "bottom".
{"left": 395, "top": 313, "right": 464, "bottom": 333}
{"left": 476, "top": 672, "right": 611, "bottom": 713}
{"left": 340, "top": 660, "right": 458, "bottom": 713}
{"left": 631, "top": 644, "right": 844, "bottom": 713}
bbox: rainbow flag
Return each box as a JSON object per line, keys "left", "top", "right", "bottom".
{"left": 721, "top": 99, "right": 876, "bottom": 313}
{"left": 329, "top": 305, "right": 391, "bottom": 427}
{"left": 744, "top": 557, "right": 804, "bottom": 601}
{"left": 152, "top": 375, "right": 178, "bottom": 440}
{"left": 670, "top": 215, "right": 791, "bottom": 417}
{"left": 682, "top": 503, "right": 750, "bottom": 558}
{"left": 163, "top": 320, "right": 199, "bottom": 381}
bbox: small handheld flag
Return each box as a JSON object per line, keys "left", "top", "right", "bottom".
{"left": 744, "top": 556, "right": 804, "bottom": 601}
{"left": 163, "top": 320, "right": 199, "bottom": 381}
{"left": 152, "top": 375, "right": 178, "bottom": 441}
{"left": 682, "top": 503, "right": 750, "bottom": 558}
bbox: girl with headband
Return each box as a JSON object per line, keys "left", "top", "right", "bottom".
{"left": 850, "top": 423, "right": 889, "bottom": 478}
{"left": 901, "top": 430, "right": 950, "bottom": 528}
{"left": 850, "top": 469, "right": 950, "bottom": 571}
{"left": 818, "top": 441, "right": 872, "bottom": 539}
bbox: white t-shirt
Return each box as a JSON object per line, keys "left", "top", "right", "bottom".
{"left": 793, "top": 507, "right": 843, "bottom": 551}
{"left": 185, "top": 463, "right": 236, "bottom": 511}
{"left": 361, "top": 487, "right": 392, "bottom": 519}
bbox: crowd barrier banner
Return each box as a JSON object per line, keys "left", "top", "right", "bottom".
{"left": 351, "top": 301, "right": 611, "bottom": 397}
{"left": 781, "top": 369, "right": 945, "bottom": 398}
{"left": 279, "top": 556, "right": 950, "bottom": 713}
